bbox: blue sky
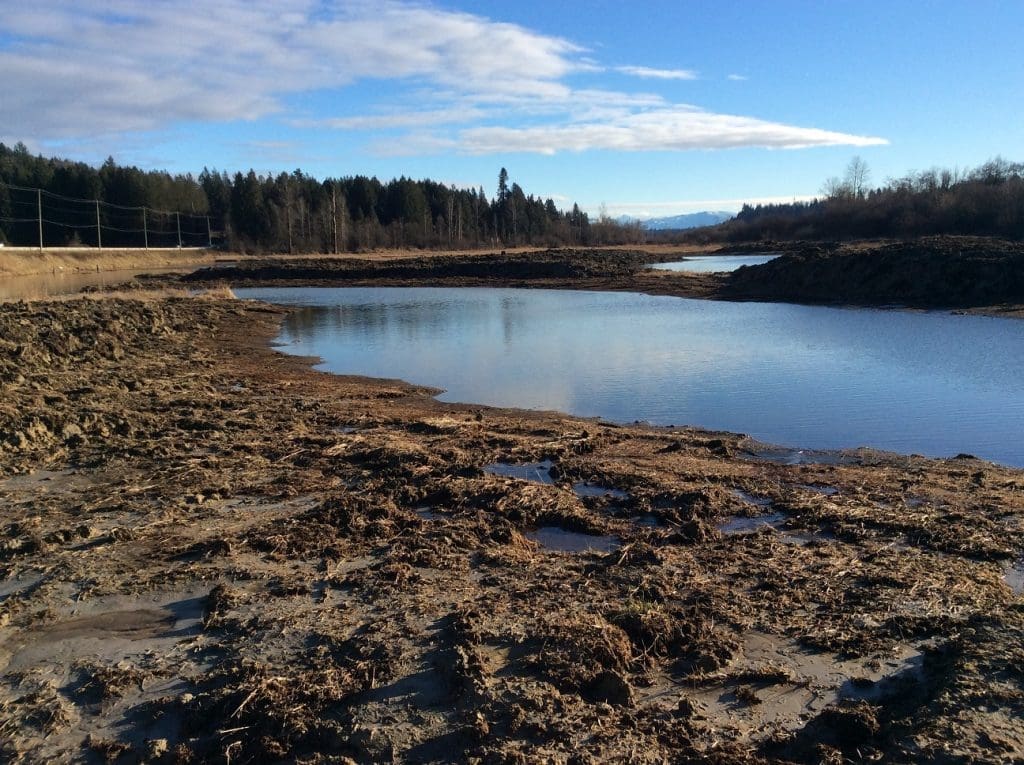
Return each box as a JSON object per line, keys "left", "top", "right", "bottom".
{"left": 2, "top": 1, "right": 1021, "bottom": 217}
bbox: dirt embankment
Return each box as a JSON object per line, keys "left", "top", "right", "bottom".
{"left": 0, "top": 248, "right": 217, "bottom": 278}
{"left": 181, "top": 248, "right": 654, "bottom": 288}
{"left": 1, "top": 294, "right": 1023, "bottom": 763}
{"left": 724, "top": 237, "right": 1024, "bottom": 312}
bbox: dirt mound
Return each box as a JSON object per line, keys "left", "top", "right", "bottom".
{"left": 183, "top": 248, "right": 651, "bottom": 287}
{"left": 725, "top": 237, "right": 1024, "bottom": 308}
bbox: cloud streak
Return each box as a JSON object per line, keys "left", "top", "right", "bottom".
{"left": 0, "top": 1, "right": 886, "bottom": 157}
{"left": 616, "top": 65, "right": 698, "bottom": 80}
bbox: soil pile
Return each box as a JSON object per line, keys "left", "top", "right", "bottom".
{"left": 183, "top": 249, "right": 651, "bottom": 288}
{"left": 1, "top": 294, "right": 1022, "bottom": 762}
{"left": 725, "top": 237, "right": 1024, "bottom": 309}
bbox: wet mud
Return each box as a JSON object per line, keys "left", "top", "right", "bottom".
{"left": 1, "top": 294, "right": 1023, "bottom": 762}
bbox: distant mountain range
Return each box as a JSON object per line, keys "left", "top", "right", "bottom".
{"left": 617, "top": 211, "right": 734, "bottom": 230}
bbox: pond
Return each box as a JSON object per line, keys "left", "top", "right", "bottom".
{"left": 235, "top": 287, "right": 1024, "bottom": 467}
{"left": 650, "top": 253, "right": 779, "bottom": 273}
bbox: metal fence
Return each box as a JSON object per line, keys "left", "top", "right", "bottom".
{"left": 0, "top": 182, "right": 218, "bottom": 249}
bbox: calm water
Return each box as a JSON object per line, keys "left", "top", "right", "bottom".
{"left": 651, "top": 254, "right": 779, "bottom": 272}
{"left": 236, "top": 287, "right": 1024, "bottom": 466}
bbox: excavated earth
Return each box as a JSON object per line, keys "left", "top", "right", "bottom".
{"left": 1, "top": 292, "right": 1023, "bottom": 763}
{"left": 723, "top": 237, "right": 1024, "bottom": 314}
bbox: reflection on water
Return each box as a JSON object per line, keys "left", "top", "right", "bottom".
{"left": 237, "top": 286, "right": 1024, "bottom": 467}
{"left": 651, "top": 253, "right": 779, "bottom": 273}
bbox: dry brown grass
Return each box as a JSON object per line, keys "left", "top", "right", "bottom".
{"left": 0, "top": 247, "right": 215, "bottom": 276}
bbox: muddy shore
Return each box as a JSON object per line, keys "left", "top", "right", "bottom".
{"left": 1, "top": 292, "right": 1023, "bottom": 763}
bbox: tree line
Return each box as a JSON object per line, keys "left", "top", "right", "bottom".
{"left": 0, "top": 142, "right": 645, "bottom": 252}
{"left": 687, "top": 156, "right": 1024, "bottom": 243}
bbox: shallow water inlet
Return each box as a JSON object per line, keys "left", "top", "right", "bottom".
{"left": 526, "top": 527, "right": 620, "bottom": 553}
{"left": 484, "top": 460, "right": 555, "bottom": 484}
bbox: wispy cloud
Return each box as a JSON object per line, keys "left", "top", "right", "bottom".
{"left": 727, "top": 74, "right": 748, "bottom": 81}
{"left": 616, "top": 65, "right": 698, "bottom": 80}
{"left": 0, "top": 1, "right": 886, "bottom": 158}
{"left": 453, "top": 108, "right": 887, "bottom": 156}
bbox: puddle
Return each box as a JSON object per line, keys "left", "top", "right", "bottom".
{"left": 718, "top": 513, "right": 833, "bottom": 545}
{"left": 839, "top": 650, "right": 926, "bottom": 702}
{"left": 526, "top": 527, "right": 620, "bottom": 553}
{"left": 741, "top": 441, "right": 861, "bottom": 466}
{"left": 2, "top": 589, "right": 207, "bottom": 674}
{"left": 1004, "top": 558, "right": 1024, "bottom": 595}
{"left": 484, "top": 460, "right": 555, "bottom": 484}
{"left": 415, "top": 507, "right": 442, "bottom": 521}
{"left": 800, "top": 484, "right": 839, "bottom": 496}
{"left": 334, "top": 426, "right": 359, "bottom": 434}
{"left": 719, "top": 513, "right": 788, "bottom": 534}
{"left": 779, "top": 529, "right": 835, "bottom": 545}
{"left": 630, "top": 514, "right": 662, "bottom": 528}
{"left": 647, "top": 632, "right": 927, "bottom": 740}
{"left": 572, "top": 481, "right": 629, "bottom": 500}
{"left": 732, "top": 489, "right": 773, "bottom": 508}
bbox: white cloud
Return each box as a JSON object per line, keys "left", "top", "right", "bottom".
{"left": 727, "top": 74, "right": 748, "bottom": 81}
{"left": 0, "top": 1, "right": 887, "bottom": 158}
{"left": 455, "top": 108, "right": 888, "bottom": 155}
{"left": 616, "top": 65, "right": 698, "bottom": 80}
{"left": 0, "top": 1, "right": 579, "bottom": 140}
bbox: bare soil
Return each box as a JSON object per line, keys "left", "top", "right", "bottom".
{"left": 1, "top": 293, "right": 1023, "bottom": 763}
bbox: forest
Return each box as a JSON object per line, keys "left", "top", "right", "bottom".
{"left": 685, "top": 156, "right": 1024, "bottom": 243}
{"left": 4, "top": 143, "right": 1022, "bottom": 252}
{"left": 0, "top": 143, "right": 642, "bottom": 252}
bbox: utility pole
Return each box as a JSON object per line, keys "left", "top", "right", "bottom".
{"left": 143, "top": 208, "right": 149, "bottom": 250}
{"left": 176, "top": 212, "right": 182, "bottom": 248}
{"left": 331, "top": 184, "right": 338, "bottom": 255}
{"left": 95, "top": 200, "right": 102, "bottom": 249}
{"left": 206, "top": 216, "right": 212, "bottom": 248}
{"left": 37, "top": 189, "right": 43, "bottom": 251}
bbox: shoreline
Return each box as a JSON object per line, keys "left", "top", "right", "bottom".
{"left": 1, "top": 292, "right": 1022, "bottom": 761}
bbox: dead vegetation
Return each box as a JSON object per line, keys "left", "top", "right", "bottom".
{"left": 0, "top": 294, "right": 1022, "bottom": 762}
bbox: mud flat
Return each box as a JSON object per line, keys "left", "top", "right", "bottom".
{"left": 1, "top": 293, "right": 1023, "bottom": 762}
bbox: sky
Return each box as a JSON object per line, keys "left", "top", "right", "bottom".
{"left": 1, "top": 1, "right": 1022, "bottom": 218}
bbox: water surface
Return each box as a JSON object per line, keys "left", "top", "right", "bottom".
{"left": 236, "top": 287, "right": 1024, "bottom": 466}
{"left": 651, "top": 253, "right": 779, "bottom": 273}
